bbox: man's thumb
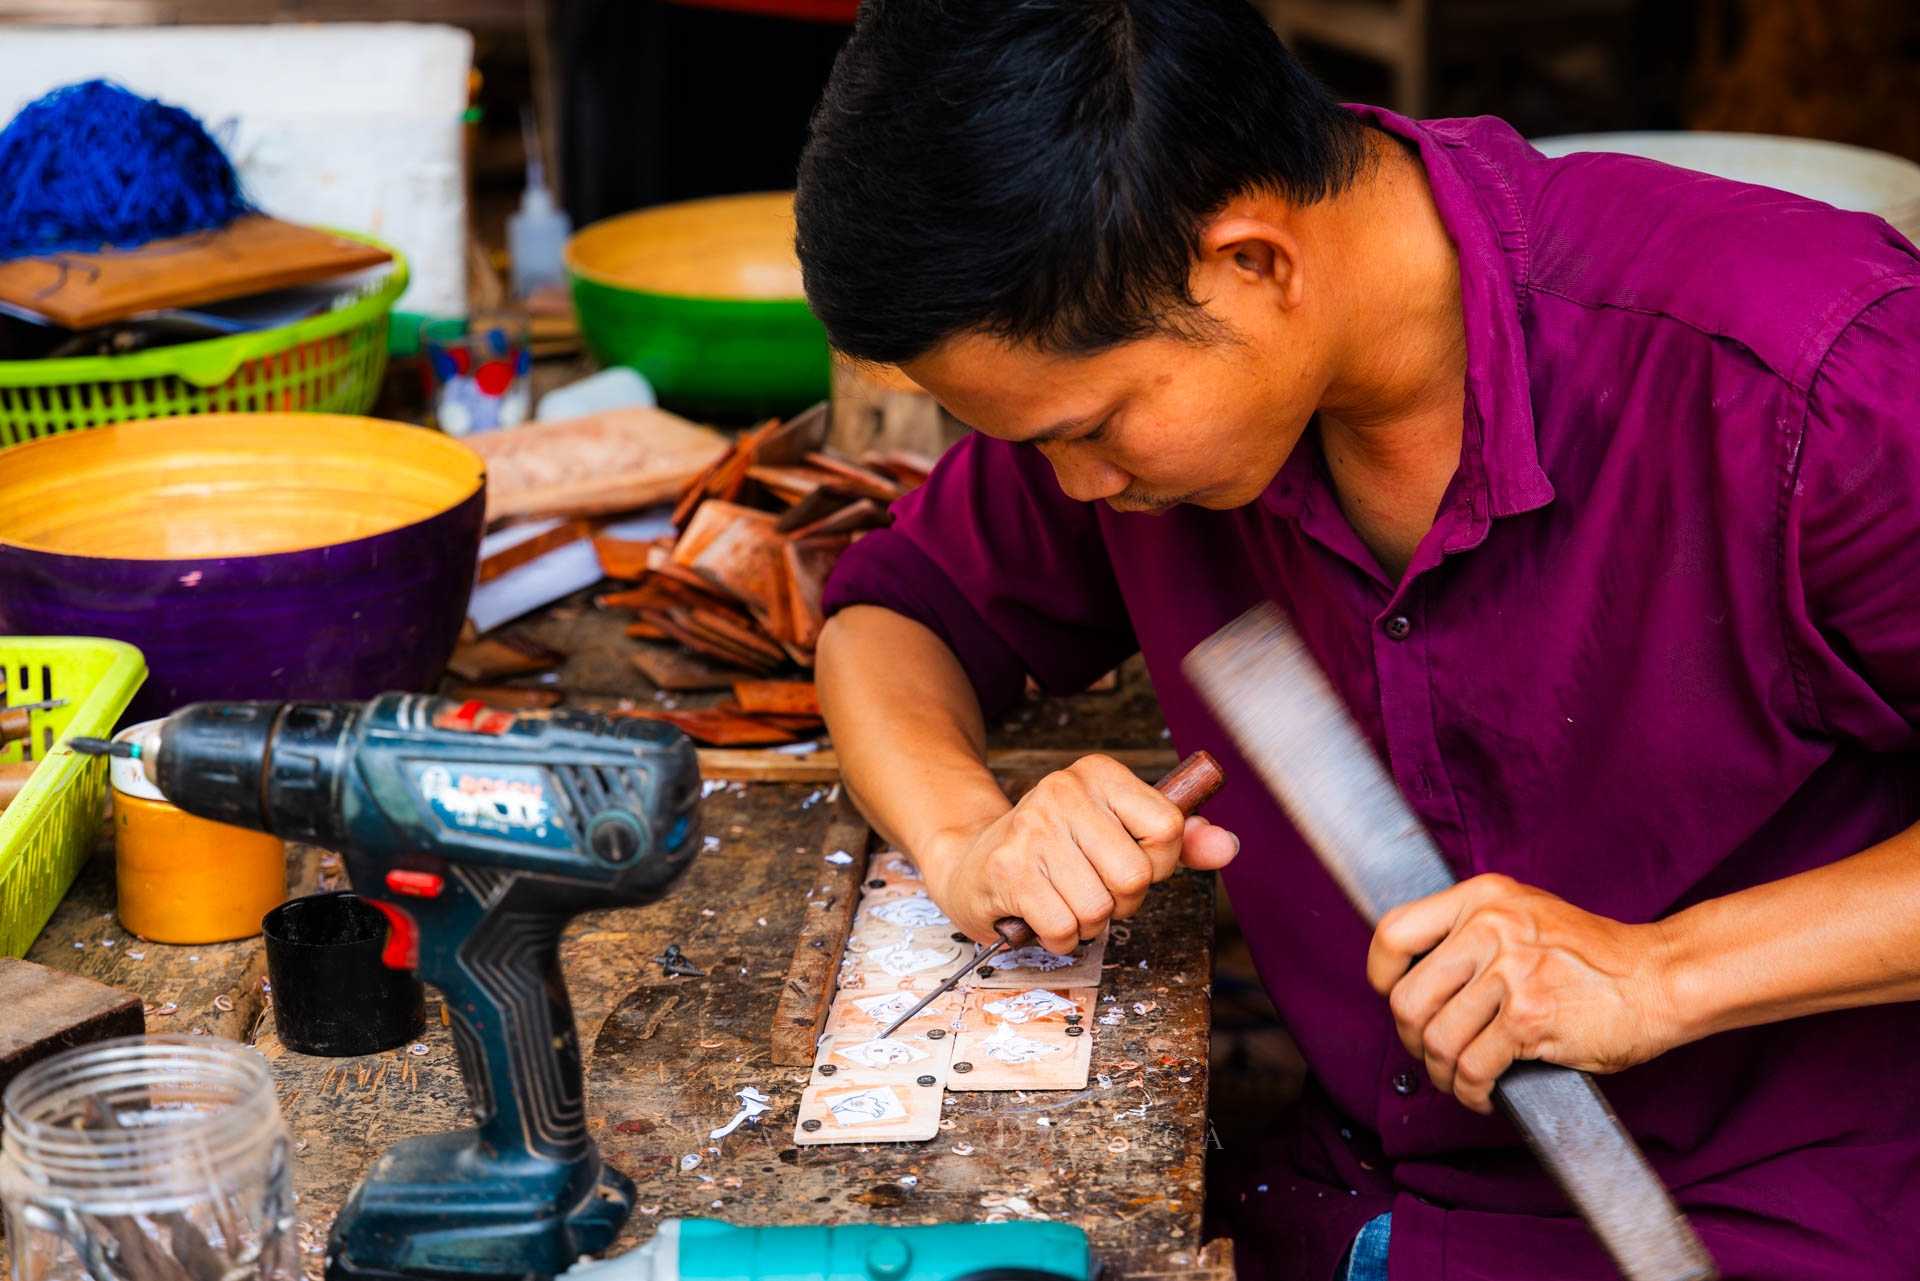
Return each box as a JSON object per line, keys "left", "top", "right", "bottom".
{"left": 1178, "top": 816, "right": 1240, "bottom": 870}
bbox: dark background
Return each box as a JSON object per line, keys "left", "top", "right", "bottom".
{"left": 549, "top": 0, "right": 1920, "bottom": 226}
{"left": 6, "top": 1, "right": 1904, "bottom": 262}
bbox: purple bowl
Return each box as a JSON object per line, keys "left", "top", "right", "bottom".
{"left": 0, "top": 415, "right": 486, "bottom": 724}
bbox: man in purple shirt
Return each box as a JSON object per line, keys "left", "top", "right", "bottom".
{"left": 794, "top": 3, "right": 1920, "bottom": 1278}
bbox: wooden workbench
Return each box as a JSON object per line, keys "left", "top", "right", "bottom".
{"left": 20, "top": 625, "right": 1230, "bottom": 1281}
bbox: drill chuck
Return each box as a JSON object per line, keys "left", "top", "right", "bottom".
{"left": 152, "top": 701, "right": 358, "bottom": 848}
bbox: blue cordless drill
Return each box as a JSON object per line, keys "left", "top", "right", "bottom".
{"left": 102, "top": 695, "right": 702, "bottom": 1281}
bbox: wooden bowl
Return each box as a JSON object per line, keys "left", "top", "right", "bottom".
{"left": 0, "top": 414, "right": 485, "bottom": 723}
{"left": 566, "top": 192, "right": 830, "bottom": 419}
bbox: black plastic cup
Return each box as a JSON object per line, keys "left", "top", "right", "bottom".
{"left": 263, "top": 892, "right": 426, "bottom": 1056}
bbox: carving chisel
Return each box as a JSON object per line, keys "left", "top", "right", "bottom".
{"left": 877, "top": 750, "right": 1226, "bottom": 1039}
{"left": 1183, "top": 605, "right": 1716, "bottom": 1281}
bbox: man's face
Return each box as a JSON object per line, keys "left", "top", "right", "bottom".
{"left": 900, "top": 242, "right": 1328, "bottom": 513}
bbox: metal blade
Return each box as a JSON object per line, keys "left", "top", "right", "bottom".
{"left": 1184, "top": 607, "right": 1452, "bottom": 920}
{"left": 1183, "top": 604, "right": 1717, "bottom": 1281}
{"left": 875, "top": 939, "right": 1006, "bottom": 1040}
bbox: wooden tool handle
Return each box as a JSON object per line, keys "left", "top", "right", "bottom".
{"left": 0, "top": 709, "right": 30, "bottom": 747}
{"left": 0, "top": 760, "right": 36, "bottom": 812}
{"left": 1157, "top": 749, "right": 1226, "bottom": 814}
{"left": 992, "top": 750, "right": 1228, "bottom": 951}
{"left": 992, "top": 918, "right": 1039, "bottom": 948}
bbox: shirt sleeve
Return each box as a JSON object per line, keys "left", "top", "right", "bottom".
{"left": 1785, "top": 284, "right": 1920, "bottom": 749}
{"left": 822, "top": 433, "right": 1139, "bottom": 718}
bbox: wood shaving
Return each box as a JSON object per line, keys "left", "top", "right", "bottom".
{"left": 639, "top": 995, "right": 681, "bottom": 1040}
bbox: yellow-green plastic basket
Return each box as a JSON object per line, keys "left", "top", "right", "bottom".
{"left": 0, "top": 638, "right": 146, "bottom": 957}
{"left": 0, "top": 234, "right": 407, "bottom": 448}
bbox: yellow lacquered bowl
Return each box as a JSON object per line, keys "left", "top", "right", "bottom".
{"left": 0, "top": 414, "right": 487, "bottom": 722}
{"left": 566, "top": 192, "right": 830, "bottom": 418}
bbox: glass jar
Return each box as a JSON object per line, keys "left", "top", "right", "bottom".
{"left": 0, "top": 1035, "right": 296, "bottom": 1281}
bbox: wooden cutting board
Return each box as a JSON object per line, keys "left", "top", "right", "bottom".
{"left": 0, "top": 215, "right": 392, "bottom": 329}
{"left": 465, "top": 406, "right": 730, "bottom": 523}
{"left": 0, "top": 958, "right": 143, "bottom": 1099}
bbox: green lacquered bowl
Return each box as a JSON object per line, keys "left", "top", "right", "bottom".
{"left": 567, "top": 192, "right": 830, "bottom": 420}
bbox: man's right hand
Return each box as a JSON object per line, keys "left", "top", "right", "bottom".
{"left": 918, "top": 754, "right": 1241, "bottom": 954}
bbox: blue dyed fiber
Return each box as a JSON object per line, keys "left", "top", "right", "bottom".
{"left": 0, "top": 79, "right": 252, "bottom": 262}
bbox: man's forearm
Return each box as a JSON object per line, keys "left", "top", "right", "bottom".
{"left": 1660, "top": 819, "right": 1920, "bottom": 1045}
{"left": 815, "top": 606, "right": 1013, "bottom": 882}
{"left": 1372, "top": 817, "right": 1920, "bottom": 1109}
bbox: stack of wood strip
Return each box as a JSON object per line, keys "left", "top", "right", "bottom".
{"left": 592, "top": 402, "right": 932, "bottom": 686}
{"left": 620, "top": 679, "right": 826, "bottom": 748}
{"left": 443, "top": 401, "right": 937, "bottom": 747}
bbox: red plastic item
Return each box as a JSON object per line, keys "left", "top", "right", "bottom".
{"left": 474, "top": 359, "right": 515, "bottom": 397}
{"left": 435, "top": 700, "right": 516, "bottom": 735}
{"left": 385, "top": 869, "right": 446, "bottom": 899}
{"left": 369, "top": 899, "right": 420, "bottom": 970}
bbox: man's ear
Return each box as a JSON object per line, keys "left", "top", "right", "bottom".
{"left": 1197, "top": 207, "right": 1304, "bottom": 311}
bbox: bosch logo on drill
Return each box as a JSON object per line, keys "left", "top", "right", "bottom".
{"left": 436, "top": 771, "right": 547, "bottom": 826}
{"left": 414, "top": 763, "right": 571, "bottom": 848}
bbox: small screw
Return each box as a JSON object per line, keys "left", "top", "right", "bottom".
{"left": 1066, "top": 1025, "right": 1084, "bottom": 1037}
{"left": 977, "top": 966, "right": 995, "bottom": 978}
{"left": 927, "top": 1028, "right": 946, "bottom": 1040}
{"left": 869, "top": 879, "right": 887, "bottom": 889}
{"left": 916, "top": 1075, "right": 936, "bottom": 1087}
{"left": 953, "top": 1061, "right": 973, "bottom": 1074}
{"left": 819, "top": 1063, "right": 837, "bottom": 1075}
{"left": 802, "top": 1119, "right": 822, "bottom": 1132}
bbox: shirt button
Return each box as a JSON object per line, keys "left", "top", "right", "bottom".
{"left": 1391, "top": 1070, "right": 1418, "bottom": 1096}
{"left": 1384, "top": 615, "right": 1413, "bottom": 641}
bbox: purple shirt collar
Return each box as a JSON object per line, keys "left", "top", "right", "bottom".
{"left": 1261, "top": 107, "right": 1556, "bottom": 556}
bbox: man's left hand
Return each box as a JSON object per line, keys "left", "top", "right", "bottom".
{"left": 1367, "top": 874, "right": 1682, "bottom": 1114}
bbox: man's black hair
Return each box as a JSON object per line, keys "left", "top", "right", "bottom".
{"left": 795, "top": 0, "right": 1367, "bottom": 365}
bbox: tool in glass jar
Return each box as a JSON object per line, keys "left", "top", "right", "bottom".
{"left": 0, "top": 1034, "right": 297, "bottom": 1281}
{"left": 875, "top": 750, "right": 1225, "bottom": 1041}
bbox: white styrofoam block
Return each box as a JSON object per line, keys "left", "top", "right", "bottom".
{"left": 0, "top": 24, "right": 472, "bottom": 316}
{"left": 601, "top": 506, "right": 677, "bottom": 542}
{"left": 537, "top": 366, "right": 657, "bottom": 422}
{"left": 468, "top": 519, "right": 603, "bottom": 634}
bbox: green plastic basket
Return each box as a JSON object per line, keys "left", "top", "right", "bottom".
{"left": 0, "top": 638, "right": 146, "bottom": 957}
{"left": 0, "top": 234, "right": 408, "bottom": 448}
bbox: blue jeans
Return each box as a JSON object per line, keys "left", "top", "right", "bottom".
{"left": 1339, "top": 1213, "right": 1391, "bottom": 1281}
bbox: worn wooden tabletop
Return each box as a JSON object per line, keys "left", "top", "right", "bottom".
{"left": 21, "top": 633, "right": 1230, "bottom": 1281}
